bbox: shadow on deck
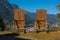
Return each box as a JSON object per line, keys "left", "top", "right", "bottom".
{"left": 0, "top": 33, "right": 31, "bottom": 40}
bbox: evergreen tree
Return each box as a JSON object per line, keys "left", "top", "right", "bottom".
{"left": 0, "top": 17, "right": 5, "bottom": 31}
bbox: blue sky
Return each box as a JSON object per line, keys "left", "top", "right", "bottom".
{"left": 8, "top": 0, "right": 60, "bottom": 14}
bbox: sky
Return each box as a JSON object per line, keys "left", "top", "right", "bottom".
{"left": 8, "top": 0, "right": 60, "bottom": 14}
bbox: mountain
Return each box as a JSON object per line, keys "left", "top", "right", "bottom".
{"left": 25, "top": 11, "right": 57, "bottom": 25}
{"left": 47, "top": 14, "right": 57, "bottom": 24}
{"left": 25, "top": 11, "right": 36, "bottom": 25}
{"left": 0, "top": 0, "right": 19, "bottom": 23}
{"left": 0, "top": 0, "right": 19, "bottom": 30}
{"left": 0, "top": 0, "right": 57, "bottom": 28}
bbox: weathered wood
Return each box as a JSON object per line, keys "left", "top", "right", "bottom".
{"left": 14, "top": 9, "right": 24, "bottom": 20}
{"left": 14, "top": 9, "right": 24, "bottom": 30}
{"left": 35, "top": 9, "right": 47, "bottom": 30}
{"left": 57, "top": 13, "right": 60, "bottom": 18}
{"left": 36, "top": 9, "right": 46, "bottom": 20}
{"left": 57, "top": 13, "right": 60, "bottom": 25}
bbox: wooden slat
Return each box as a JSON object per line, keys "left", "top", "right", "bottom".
{"left": 17, "top": 21, "right": 24, "bottom": 29}
{"left": 14, "top": 9, "right": 24, "bottom": 20}
{"left": 36, "top": 10, "right": 46, "bottom": 20}
{"left": 57, "top": 13, "right": 60, "bottom": 18}
{"left": 35, "top": 21, "right": 46, "bottom": 29}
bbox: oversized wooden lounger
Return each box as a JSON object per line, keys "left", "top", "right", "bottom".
{"left": 14, "top": 9, "right": 24, "bottom": 30}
